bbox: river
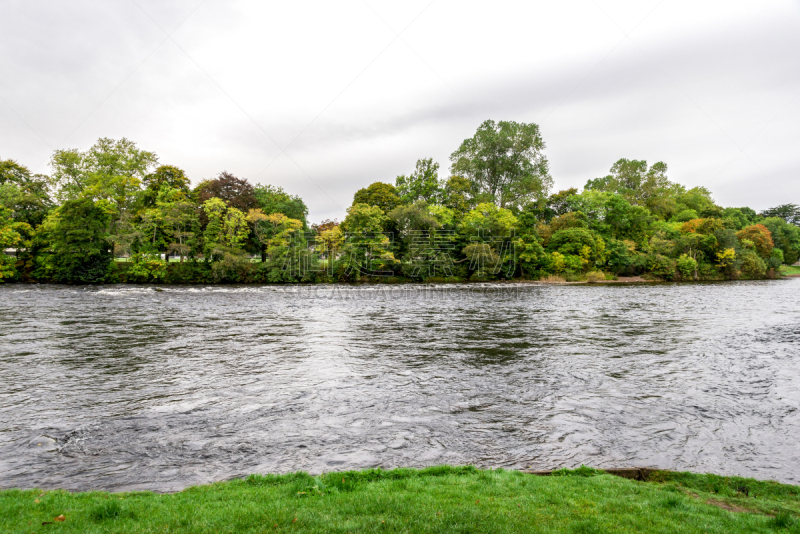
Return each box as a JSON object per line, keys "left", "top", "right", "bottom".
{"left": 1, "top": 281, "right": 798, "bottom": 491}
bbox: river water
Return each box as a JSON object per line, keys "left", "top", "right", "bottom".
{"left": 1, "top": 281, "right": 799, "bottom": 492}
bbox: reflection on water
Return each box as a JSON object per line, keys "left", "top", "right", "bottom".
{"left": 1, "top": 281, "right": 799, "bottom": 491}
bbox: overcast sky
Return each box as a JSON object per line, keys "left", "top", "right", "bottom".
{"left": 1, "top": 0, "right": 798, "bottom": 222}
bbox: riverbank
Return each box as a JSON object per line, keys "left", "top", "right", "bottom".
{"left": 2, "top": 467, "right": 798, "bottom": 533}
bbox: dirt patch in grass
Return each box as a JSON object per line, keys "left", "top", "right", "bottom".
{"left": 705, "top": 499, "right": 753, "bottom": 513}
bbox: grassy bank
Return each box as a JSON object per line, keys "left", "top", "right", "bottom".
{"left": 781, "top": 265, "right": 800, "bottom": 276}
{"left": 2, "top": 466, "right": 799, "bottom": 533}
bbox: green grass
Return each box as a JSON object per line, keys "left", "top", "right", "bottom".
{"left": 2, "top": 466, "right": 799, "bottom": 533}
{"left": 780, "top": 265, "right": 800, "bottom": 276}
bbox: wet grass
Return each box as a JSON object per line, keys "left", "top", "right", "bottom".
{"left": 2, "top": 466, "right": 799, "bottom": 533}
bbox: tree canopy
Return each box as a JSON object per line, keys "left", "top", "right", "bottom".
{"left": 450, "top": 120, "right": 552, "bottom": 210}
{"left": 1, "top": 126, "right": 797, "bottom": 285}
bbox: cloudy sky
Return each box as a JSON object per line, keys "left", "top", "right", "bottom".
{"left": 1, "top": 0, "right": 798, "bottom": 222}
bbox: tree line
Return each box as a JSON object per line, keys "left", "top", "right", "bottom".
{"left": 1, "top": 119, "right": 798, "bottom": 284}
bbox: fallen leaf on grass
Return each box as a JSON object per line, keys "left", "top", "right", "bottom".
{"left": 34, "top": 499, "right": 39, "bottom": 503}
{"left": 54, "top": 515, "right": 66, "bottom": 522}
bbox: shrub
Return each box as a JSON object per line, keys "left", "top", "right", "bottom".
{"left": 562, "top": 254, "right": 584, "bottom": 272}
{"left": 648, "top": 254, "right": 676, "bottom": 280}
{"left": 586, "top": 270, "right": 605, "bottom": 283}
{"left": 675, "top": 254, "right": 698, "bottom": 280}
{"left": 126, "top": 253, "right": 167, "bottom": 283}
{"left": 739, "top": 249, "right": 766, "bottom": 277}
{"left": 540, "top": 274, "right": 566, "bottom": 283}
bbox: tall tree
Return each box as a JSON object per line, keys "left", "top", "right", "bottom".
{"left": 253, "top": 184, "right": 309, "bottom": 227}
{"left": 45, "top": 198, "right": 112, "bottom": 283}
{"left": 0, "top": 159, "right": 53, "bottom": 228}
{"left": 141, "top": 165, "right": 190, "bottom": 207}
{"left": 760, "top": 204, "right": 800, "bottom": 226}
{"left": 195, "top": 172, "right": 258, "bottom": 213}
{"left": 450, "top": 120, "right": 552, "bottom": 209}
{"left": 585, "top": 159, "right": 681, "bottom": 217}
{"left": 49, "top": 138, "right": 158, "bottom": 215}
{"left": 395, "top": 158, "right": 444, "bottom": 204}
{"left": 352, "top": 182, "right": 401, "bottom": 214}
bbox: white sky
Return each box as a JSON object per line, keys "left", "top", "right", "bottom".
{"left": 1, "top": 0, "right": 799, "bottom": 222}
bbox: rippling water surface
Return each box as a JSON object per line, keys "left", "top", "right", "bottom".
{"left": 1, "top": 281, "right": 799, "bottom": 491}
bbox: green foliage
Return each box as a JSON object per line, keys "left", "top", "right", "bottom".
{"left": 50, "top": 138, "right": 158, "bottom": 217}
{"left": 548, "top": 227, "right": 606, "bottom": 270}
{"left": 202, "top": 198, "right": 249, "bottom": 259}
{"left": 253, "top": 184, "right": 308, "bottom": 227}
{"left": 649, "top": 254, "right": 677, "bottom": 280}
{"left": 740, "top": 249, "right": 767, "bottom": 277}
{"left": 676, "top": 254, "right": 698, "bottom": 280}
{"left": 44, "top": 198, "right": 112, "bottom": 283}
{"left": 585, "top": 158, "right": 681, "bottom": 217}
{"left": 450, "top": 119, "right": 553, "bottom": 209}
{"left": 352, "top": 182, "right": 401, "bottom": 215}
{"left": 461, "top": 202, "right": 518, "bottom": 236}
{"left": 3, "top": 133, "right": 798, "bottom": 285}
{"left": 0, "top": 160, "right": 53, "bottom": 227}
{"left": 395, "top": 158, "right": 444, "bottom": 204}
{"left": 761, "top": 217, "right": 800, "bottom": 264}
{"left": 126, "top": 253, "right": 167, "bottom": 282}
{"left": 141, "top": 165, "right": 189, "bottom": 207}
{"left": 441, "top": 175, "right": 474, "bottom": 215}
{"left": 760, "top": 203, "right": 800, "bottom": 225}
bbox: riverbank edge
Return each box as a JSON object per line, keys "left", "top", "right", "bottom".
{"left": 3, "top": 275, "right": 796, "bottom": 287}
{"left": 2, "top": 467, "right": 798, "bottom": 533}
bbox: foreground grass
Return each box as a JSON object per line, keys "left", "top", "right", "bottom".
{"left": 2, "top": 466, "right": 799, "bottom": 533}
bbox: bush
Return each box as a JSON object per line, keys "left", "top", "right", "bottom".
{"left": 675, "top": 254, "right": 698, "bottom": 280}
{"left": 126, "top": 253, "right": 167, "bottom": 283}
{"left": 648, "top": 254, "right": 676, "bottom": 280}
{"left": 586, "top": 270, "right": 605, "bottom": 283}
{"left": 739, "top": 249, "right": 767, "bottom": 278}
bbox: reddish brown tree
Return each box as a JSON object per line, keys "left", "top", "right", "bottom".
{"left": 195, "top": 172, "right": 258, "bottom": 213}
{"left": 736, "top": 224, "right": 774, "bottom": 258}
{"left": 311, "top": 219, "right": 339, "bottom": 235}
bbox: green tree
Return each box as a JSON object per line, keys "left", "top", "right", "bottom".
{"left": 141, "top": 165, "right": 190, "bottom": 207}
{"left": 395, "top": 159, "right": 444, "bottom": 204}
{"left": 0, "top": 205, "right": 31, "bottom": 281}
{"left": 0, "top": 159, "right": 54, "bottom": 228}
{"left": 585, "top": 159, "right": 681, "bottom": 218}
{"left": 441, "top": 175, "right": 474, "bottom": 216}
{"left": 722, "top": 207, "right": 759, "bottom": 230}
{"left": 339, "top": 203, "right": 397, "bottom": 278}
{"left": 45, "top": 198, "right": 112, "bottom": 283}
{"left": 460, "top": 203, "right": 518, "bottom": 237}
{"left": 253, "top": 184, "right": 309, "bottom": 228}
{"left": 50, "top": 138, "right": 158, "bottom": 217}
{"left": 202, "top": 198, "right": 250, "bottom": 259}
{"left": 761, "top": 217, "right": 800, "bottom": 264}
{"left": 352, "top": 182, "right": 401, "bottom": 215}
{"left": 450, "top": 120, "right": 552, "bottom": 209}
{"left": 548, "top": 227, "right": 606, "bottom": 271}
{"left": 760, "top": 204, "right": 800, "bottom": 226}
